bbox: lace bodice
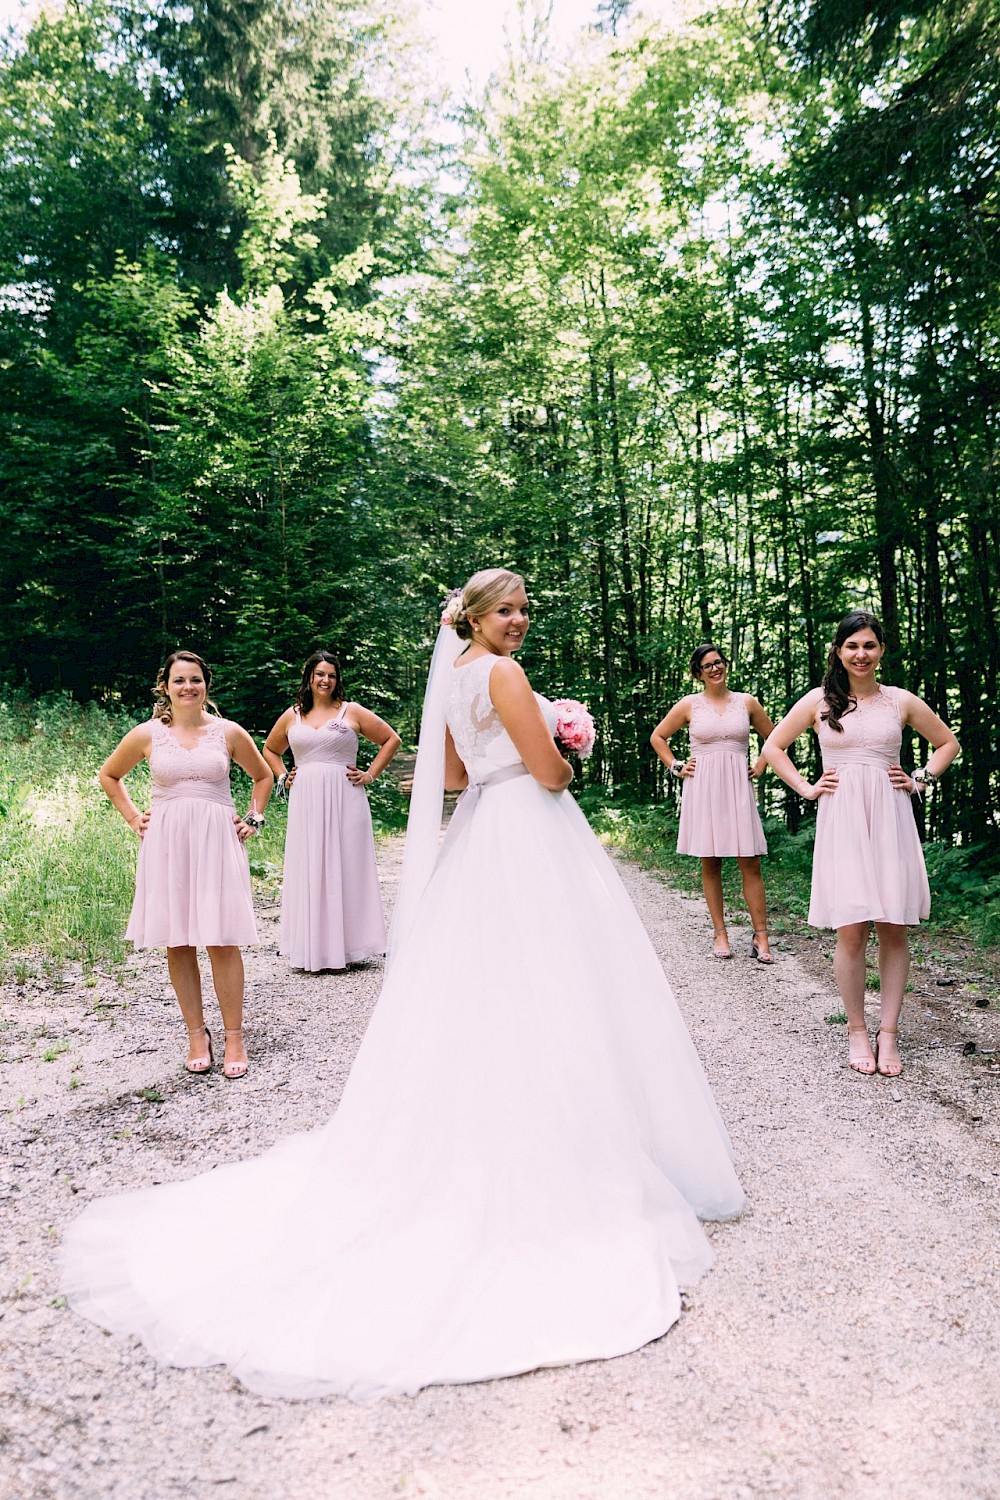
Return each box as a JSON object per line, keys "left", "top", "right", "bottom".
{"left": 148, "top": 716, "right": 234, "bottom": 806}
{"left": 287, "top": 706, "right": 358, "bottom": 767}
{"left": 446, "top": 654, "right": 556, "bottom": 783}
{"left": 817, "top": 686, "right": 902, "bottom": 769}
{"left": 688, "top": 694, "right": 751, "bottom": 758}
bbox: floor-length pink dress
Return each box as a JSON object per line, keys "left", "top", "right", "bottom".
{"left": 676, "top": 693, "right": 767, "bottom": 858}
{"left": 278, "top": 704, "right": 386, "bottom": 971}
{"left": 809, "top": 685, "right": 930, "bottom": 928}
{"left": 125, "top": 717, "right": 257, "bottom": 948}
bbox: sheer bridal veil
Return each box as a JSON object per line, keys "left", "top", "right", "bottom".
{"left": 386, "top": 615, "right": 464, "bottom": 964}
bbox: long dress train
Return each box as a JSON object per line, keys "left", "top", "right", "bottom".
{"left": 61, "top": 653, "right": 743, "bottom": 1401}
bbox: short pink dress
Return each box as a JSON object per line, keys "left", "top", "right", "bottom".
{"left": 279, "top": 705, "right": 386, "bottom": 971}
{"left": 676, "top": 693, "right": 767, "bottom": 858}
{"left": 126, "top": 717, "right": 258, "bottom": 948}
{"left": 809, "top": 686, "right": 930, "bottom": 928}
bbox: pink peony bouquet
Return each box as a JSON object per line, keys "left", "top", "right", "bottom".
{"left": 551, "top": 698, "right": 596, "bottom": 760}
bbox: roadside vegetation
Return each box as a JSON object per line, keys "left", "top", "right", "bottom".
{"left": 0, "top": 694, "right": 405, "bottom": 980}
{"left": 586, "top": 796, "right": 1000, "bottom": 952}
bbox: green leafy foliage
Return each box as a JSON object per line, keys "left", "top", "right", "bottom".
{"left": 0, "top": 0, "right": 995, "bottom": 857}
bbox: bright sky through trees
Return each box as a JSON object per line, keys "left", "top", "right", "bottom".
{"left": 421, "top": 0, "right": 686, "bottom": 87}
{"left": 0, "top": 1, "right": 688, "bottom": 84}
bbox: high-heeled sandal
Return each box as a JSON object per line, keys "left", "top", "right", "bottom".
{"left": 222, "top": 1028, "right": 248, "bottom": 1080}
{"left": 847, "top": 1026, "right": 876, "bottom": 1075}
{"left": 185, "top": 1024, "right": 213, "bottom": 1075}
{"left": 712, "top": 930, "right": 733, "bottom": 960}
{"left": 750, "top": 931, "right": 775, "bottom": 965}
{"left": 874, "top": 1026, "right": 903, "bottom": 1078}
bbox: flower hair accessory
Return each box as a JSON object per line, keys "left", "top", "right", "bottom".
{"left": 552, "top": 699, "right": 596, "bottom": 759}
{"left": 440, "top": 589, "right": 465, "bottom": 628}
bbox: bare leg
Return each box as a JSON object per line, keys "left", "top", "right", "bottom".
{"left": 873, "top": 923, "right": 909, "bottom": 1076}
{"left": 700, "top": 858, "right": 730, "bottom": 956}
{"left": 166, "top": 946, "right": 211, "bottom": 1069}
{"left": 206, "top": 946, "right": 247, "bottom": 1074}
{"left": 737, "top": 856, "right": 771, "bottom": 959}
{"left": 833, "top": 922, "right": 876, "bottom": 1074}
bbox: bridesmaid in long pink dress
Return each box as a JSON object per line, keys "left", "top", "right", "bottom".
{"left": 651, "top": 644, "right": 775, "bottom": 961}
{"left": 763, "top": 611, "right": 960, "bottom": 1078}
{"left": 99, "top": 651, "right": 273, "bottom": 1079}
{"left": 263, "top": 653, "right": 401, "bottom": 972}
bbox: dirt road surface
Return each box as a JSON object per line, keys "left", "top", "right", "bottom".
{"left": 2, "top": 839, "right": 998, "bottom": 1500}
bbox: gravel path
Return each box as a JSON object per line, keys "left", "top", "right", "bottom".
{"left": 1, "top": 837, "right": 998, "bottom": 1500}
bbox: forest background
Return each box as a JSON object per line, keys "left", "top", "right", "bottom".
{"left": 1, "top": 0, "right": 998, "bottom": 930}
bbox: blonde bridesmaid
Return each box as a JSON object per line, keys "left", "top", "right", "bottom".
{"left": 651, "top": 644, "right": 775, "bottom": 961}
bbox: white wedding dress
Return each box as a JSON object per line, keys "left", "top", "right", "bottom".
{"left": 61, "top": 651, "right": 744, "bottom": 1401}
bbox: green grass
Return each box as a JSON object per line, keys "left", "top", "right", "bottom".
{"left": 582, "top": 790, "right": 1000, "bottom": 948}
{"left": 0, "top": 694, "right": 141, "bottom": 979}
{"left": 8, "top": 696, "right": 991, "bottom": 975}
{"left": 583, "top": 793, "right": 816, "bottom": 932}
{"left": 0, "top": 691, "right": 410, "bottom": 979}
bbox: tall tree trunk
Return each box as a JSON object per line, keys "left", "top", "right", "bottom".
{"left": 693, "top": 407, "right": 712, "bottom": 640}
{"left": 851, "top": 214, "right": 902, "bottom": 661}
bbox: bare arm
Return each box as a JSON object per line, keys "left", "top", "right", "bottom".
{"left": 99, "top": 725, "right": 153, "bottom": 836}
{"left": 746, "top": 696, "right": 776, "bottom": 779}
{"left": 490, "top": 658, "right": 573, "bottom": 792}
{"left": 894, "top": 691, "right": 960, "bottom": 791}
{"left": 346, "top": 705, "right": 403, "bottom": 788}
{"left": 262, "top": 709, "right": 294, "bottom": 782}
{"left": 444, "top": 726, "right": 469, "bottom": 792}
{"left": 227, "top": 724, "right": 274, "bottom": 837}
{"left": 762, "top": 689, "right": 838, "bottom": 802}
{"left": 649, "top": 698, "right": 694, "bottom": 777}
{"left": 898, "top": 693, "right": 961, "bottom": 773}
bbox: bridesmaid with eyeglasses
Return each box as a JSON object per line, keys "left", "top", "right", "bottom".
{"left": 651, "top": 644, "right": 775, "bottom": 962}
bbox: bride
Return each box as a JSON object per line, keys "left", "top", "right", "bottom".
{"left": 61, "top": 568, "right": 744, "bottom": 1401}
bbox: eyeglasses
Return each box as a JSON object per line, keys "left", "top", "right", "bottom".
{"left": 701, "top": 660, "right": 726, "bottom": 673}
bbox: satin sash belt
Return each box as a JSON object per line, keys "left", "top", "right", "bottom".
{"left": 819, "top": 753, "right": 895, "bottom": 771}
{"left": 151, "top": 780, "right": 235, "bottom": 807}
{"left": 689, "top": 740, "right": 749, "bottom": 757}
{"left": 443, "top": 762, "right": 531, "bottom": 847}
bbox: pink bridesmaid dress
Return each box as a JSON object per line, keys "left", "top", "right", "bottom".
{"left": 809, "top": 685, "right": 930, "bottom": 928}
{"left": 125, "top": 717, "right": 257, "bottom": 947}
{"left": 279, "top": 705, "right": 386, "bottom": 971}
{"left": 676, "top": 693, "right": 767, "bottom": 858}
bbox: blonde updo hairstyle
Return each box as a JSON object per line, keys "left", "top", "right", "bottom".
{"left": 152, "top": 650, "right": 220, "bottom": 724}
{"left": 453, "top": 568, "right": 526, "bottom": 640}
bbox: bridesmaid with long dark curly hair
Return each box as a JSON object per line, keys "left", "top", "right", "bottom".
{"left": 763, "top": 611, "right": 959, "bottom": 1077}
{"left": 263, "top": 651, "right": 401, "bottom": 972}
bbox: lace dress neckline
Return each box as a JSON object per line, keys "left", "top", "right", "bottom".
{"left": 853, "top": 688, "right": 887, "bottom": 707}
{"left": 823, "top": 686, "right": 899, "bottom": 724}
{"left": 153, "top": 716, "right": 225, "bottom": 752}
{"left": 696, "top": 691, "right": 743, "bottom": 719}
